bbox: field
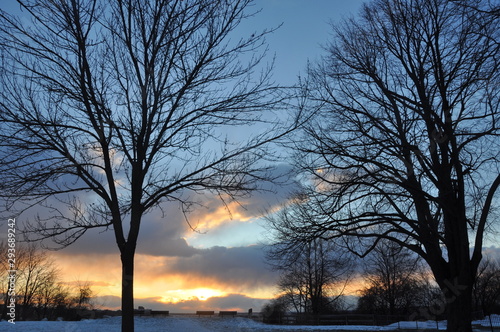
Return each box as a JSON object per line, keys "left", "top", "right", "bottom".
{"left": 1, "top": 315, "right": 500, "bottom": 332}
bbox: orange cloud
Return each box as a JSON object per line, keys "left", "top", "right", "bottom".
{"left": 54, "top": 252, "right": 122, "bottom": 297}
{"left": 52, "top": 247, "right": 278, "bottom": 309}
{"left": 184, "top": 198, "right": 255, "bottom": 233}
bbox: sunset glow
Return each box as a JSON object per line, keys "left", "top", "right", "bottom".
{"left": 162, "top": 288, "right": 227, "bottom": 303}
{"left": 6, "top": 0, "right": 500, "bottom": 324}
{"left": 0, "top": 0, "right": 388, "bottom": 316}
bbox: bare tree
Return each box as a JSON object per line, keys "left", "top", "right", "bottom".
{"left": 473, "top": 256, "right": 500, "bottom": 315}
{"left": 262, "top": 295, "right": 288, "bottom": 324}
{"left": 0, "top": 1, "right": 293, "bottom": 331}
{"left": 70, "top": 280, "right": 93, "bottom": 311}
{"left": 286, "top": 0, "right": 499, "bottom": 331}
{"left": 17, "top": 245, "right": 59, "bottom": 320}
{"left": 266, "top": 194, "right": 353, "bottom": 315}
{"left": 0, "top": 243, "right": 61, "bottom": 320}
{"left": 276, "top": 269, "right": 306, "bottom": 314}
{"left": 357, "top": 240, "right": 427, "bottom": 315}
{"left": 273, "top": 239, "right": 350, "bottom": 315}
{"left": 452, "top": 0, "right": 500, "bottom": 19}
{"left": 0, "top": 242, "right": 95, "bottom": 320}
{"left": 0, "top": 241, "right": 15, "bottom": 321}
{"left": 34, "top": 278, "right": 70, "bottom": 320}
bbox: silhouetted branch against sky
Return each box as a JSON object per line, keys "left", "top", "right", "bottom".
{"left": 278, "top": 0, "right": 499, "bottom": 331}
{"left": 0, "top": 1, "right": 297, "bottom": 331}
{"left": 0, "top": 0, "right": 294, "bottom": 240}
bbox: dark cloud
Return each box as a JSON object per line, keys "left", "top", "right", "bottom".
{"left": 160, "top": 163, "right": 298, "bottom": 234}
{"left": 17, "top": 163, "right": 298, "bottom": 259}
{"left": 167, "top": 245, "right": 279, "bottom": 290}
{"left": 56, "top": 227, "right": 119, "bottom": 255}
{"left": 163, "top": 294, "right": 269, "bottom": 313}
{"left": 136, "top": 207, "right": 199, "bottom": 257}
{"left": 94, "top": 294, "right": 270, "bottom": 313}
{"left": 232, "top": 163, "right": 298, "bottom": 217}
{"left": 140, "top": 237, "right": 199, "bottom": 257}
{"left": 55, "top": 203, "right": 194, "bottom": 257}
{"left": 94, "top": 295, "right": 122, "bottom": 310}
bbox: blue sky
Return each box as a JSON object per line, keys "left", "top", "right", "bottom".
{"left": 247, "top": 0, "right": 365, "bottom": 85}
{"left": 0, "top": 0, "right": 368, "bottom": 312}
{"left": 184, "top": 0, "right": 367, "bottom": 249}
{"left": 81, "top": 0, "right": 362, "bottom": 311}
{"left": 2, "top": 0, "right": 500, "bottom": 314}
{"left": 11, "top": 0, "right": 491, "bottom": 313}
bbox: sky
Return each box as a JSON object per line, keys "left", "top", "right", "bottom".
{"left": 0, "top": 0, "right": 367, "bottom": 313}
{"left": 2, "top": 0, "right": 499, "bottom": 315}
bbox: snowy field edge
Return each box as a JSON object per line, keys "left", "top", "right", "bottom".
{"left": 1, "top": 315, "right": 500, "bottom": 332}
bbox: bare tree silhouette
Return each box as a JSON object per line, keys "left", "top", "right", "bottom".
{"left": 358, "top": 240, "right": 427, "bottom": 315}
{"left": 0, "top": 1, "right": 295, "bottom": 331}
{"left": 266, "top": 194, "right": 353, "bottom": 315}
{"left": 283, "top": 0, "right": 500, "bottom": 331}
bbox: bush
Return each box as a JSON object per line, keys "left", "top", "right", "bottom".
{"left": 262, "top": 297, "right": 287, "bottom": 324}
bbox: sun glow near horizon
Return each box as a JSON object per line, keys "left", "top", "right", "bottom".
{"left": 160, "top": 288, "right": 227, "bottom": 303}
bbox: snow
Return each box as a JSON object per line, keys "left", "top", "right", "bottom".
{"left": 473, "top": 314, "right": 500, "bottom": 327}
{"left": 387, "top": 320, "right": 445, "bottom": 330}
{"left": 0, "top": 316, "right": 392, "bottom": 332}
{"left": 0, "top": 315, "right": 497, "bottom": 331}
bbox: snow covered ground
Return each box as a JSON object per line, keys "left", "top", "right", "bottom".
{"left": 0, "top": 315, "right": 498, "bottom": 331}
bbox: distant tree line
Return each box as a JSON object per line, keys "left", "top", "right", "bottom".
{"left": 359, "top": 246, "right": 500, "bottom": 319}
{"left": 264, "top": 234, "right": 500, "bottom": 323}
{"left": 0, "top": 243, "right": 94, "bottom": 321}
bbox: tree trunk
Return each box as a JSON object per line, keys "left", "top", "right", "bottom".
{"left": 1, "top": 290, "right": 10, "bottom": 320}
{"left": 443, "top": 278, "right": 473, "bottom": 332}
{"left": 121, "top": 248, "right": 135, "bottom": 332}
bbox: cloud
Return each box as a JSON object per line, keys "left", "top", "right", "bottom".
{"left": 141, "top": 237, "right": 199, "bottom": 257}
{"left": 94, "top": 294, "right": 270, "bottom": 313}
{"left": 54, "top": 228, "right": 119, "bottom": 255}
{"left": 13, "top": 163, "right": 296, "bottom": 311}
{"left": 239, "top": 163, "right": 298, "bottom": 213}
{"left": 161, "top": 294, "right": 269, "bottom": 313}
{"left": 169, "top": 163, "right": 298, "bottom": 234}
{"left": 17, "top": 162, "right": 297, "bottom": 260}
{"left": 94, "top": 295, "right": 122, "bottom": 310}
{"left": 63, "top": 280, "right": 114, "bottom": 288}
{"left": 55, "top": 202, "right": 195, "bottom": 257}
{"left": 482, "top": 246, "right": 500, "bottom": 261}
{"left": 166, "top": 245, "right": 279, "bottom": 291}
{"left": 52, "top": 252, "right": 122, "bottom": 292}
{"left": 51, "top": 242, "right": 279, "bottom": 307}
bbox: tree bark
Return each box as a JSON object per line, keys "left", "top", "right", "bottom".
{"left": 121, "top": 247, "right": 135, "bottom": 332}
{"left": 443, "top": 281, "right": 473, "bottom": 332}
